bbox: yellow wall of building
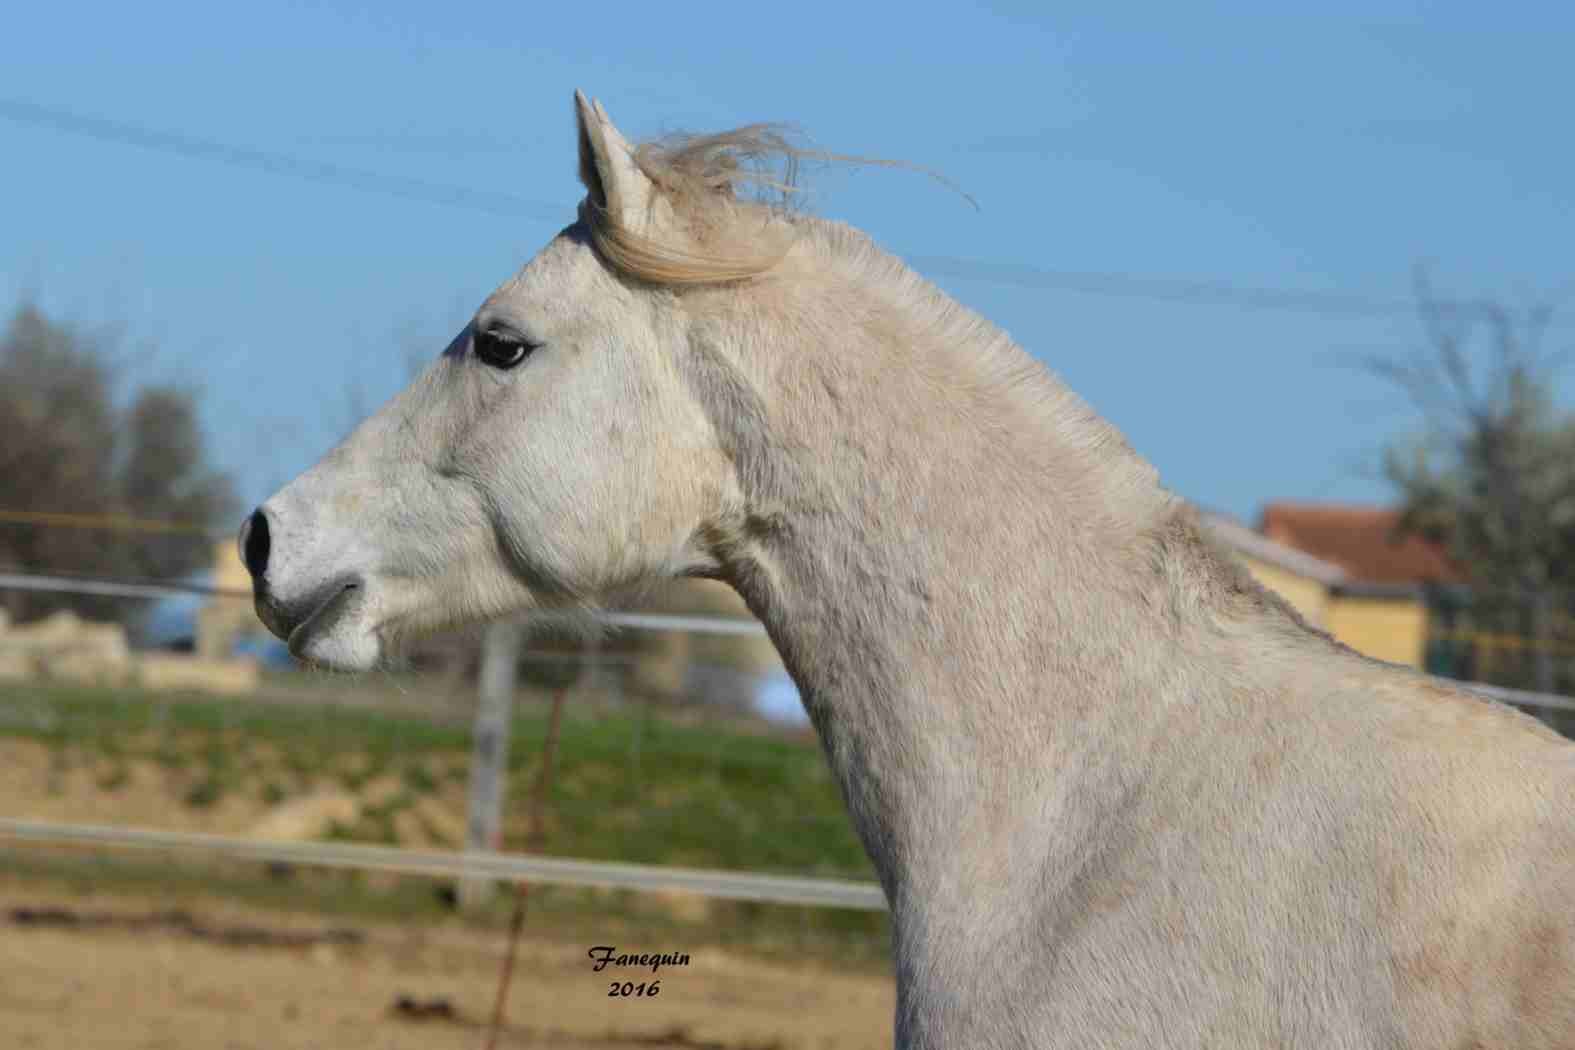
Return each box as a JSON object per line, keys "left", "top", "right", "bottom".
{"left": 1326, "top": 596, "right": 1428, "bottom": 668}
{"left": 1238, "top": 554, "right": 1429, "bottom": 668}
{"left": 202, "top": 540, "right": 267, "bottom": 660}
{"left": 1239, "top": 556, "right": 1331, "bottom": 629}
{"left": 214, "top": 539, "right": 251, "bottom": 594}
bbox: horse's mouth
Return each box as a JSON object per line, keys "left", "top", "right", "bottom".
{"left": 254, "top": 574, "right": 380, "bottom": 670}
{"left": 286, "top": 579, "right": 362, "bottom": 657}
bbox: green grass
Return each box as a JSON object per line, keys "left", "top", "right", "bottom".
{"left": 0, "top": 678, "right": 870, "bottom": 878}
{"left": 0, "top": 677, "right": 889, "bottom": 966}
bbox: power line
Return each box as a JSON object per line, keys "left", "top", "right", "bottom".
{"left": 907, "top": 256, "right": 1420, "bottom": 318}
{"left": 0, "top": 96, "right": 562, "bottom": 222}
{"left": 0, "top": 95, "right": 1564, "bottom": 323}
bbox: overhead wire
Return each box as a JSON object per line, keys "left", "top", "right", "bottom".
{"left": 0, "top": 95, "right": 1531, "bottom": 323}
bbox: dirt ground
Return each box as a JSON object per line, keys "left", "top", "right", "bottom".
{"left": 0, "top": 889, "right": 895, "bottom": 1050}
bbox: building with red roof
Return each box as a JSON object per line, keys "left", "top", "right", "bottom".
{"left": 1199, "top": 503, "right": 1467, "bottom": 669}
{"left": 1258, "top": 503, "right": 1464, "bottom": 589}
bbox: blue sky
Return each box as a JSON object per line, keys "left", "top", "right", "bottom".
{"left": 3, "top": 2, "right": 1573, "bottom": 527}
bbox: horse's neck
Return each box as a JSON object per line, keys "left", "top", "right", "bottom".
{"left": 701, "top": 253, "right": 1234, "bottom": 919}
{"left": 726, "top": 483, "right": 1191, "bottom": 893}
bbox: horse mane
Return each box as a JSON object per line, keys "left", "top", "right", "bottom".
{"left": 579, "top": 122, "right": 974, "bottom": 288}
{"left": 579, "top": 125, "right": 806, "bottom": 287}
{"left": 582, "top": 117, "right": 1189, "bottom": 554}
{"left": 578, "top": 124, "right": 1175, "bottom": 527}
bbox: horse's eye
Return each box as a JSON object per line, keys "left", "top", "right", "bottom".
{"left": 473, "top": 329, "right": 537, "bottom": 370}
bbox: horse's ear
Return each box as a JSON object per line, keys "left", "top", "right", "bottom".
{"left": 573, "top": 91, "right": 654, "bottom": 226}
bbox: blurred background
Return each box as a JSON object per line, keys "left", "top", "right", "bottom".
{"left": 2, "top": 4, "right": 1573, "bottom": 1048}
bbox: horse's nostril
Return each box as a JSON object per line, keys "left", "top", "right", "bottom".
{"left": 241, "top": 509, "right": 272, "bottom": 581}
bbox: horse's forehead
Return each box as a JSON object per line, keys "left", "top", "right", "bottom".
{"left": 484, "top": 224, "right": 598, "bottom": 308}
{"left": 521, "top": 224, "right": 594, "bottom": 281}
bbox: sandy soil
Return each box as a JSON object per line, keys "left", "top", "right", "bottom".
{"left": 0, "top": 889, "right": 895, "bottom": 1050}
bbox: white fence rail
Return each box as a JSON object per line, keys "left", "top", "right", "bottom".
{"left": 0, "top": 571, "right": 768, "bottom": 638}
{"left": 0, "top": 568, "right": 1568, "bottom": 913}
{"left": 0, "top": 818, "right": 888, "bottom": 911}
{"left": 2, "top": 569, "right": 1571, "bottom": 710}
{"left": 1448, "top": 680, "right": 1575, "bottom": 714}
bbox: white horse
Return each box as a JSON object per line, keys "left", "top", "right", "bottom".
{"left": 243, "top": 92, "right": 1575, "bottom": 1048}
